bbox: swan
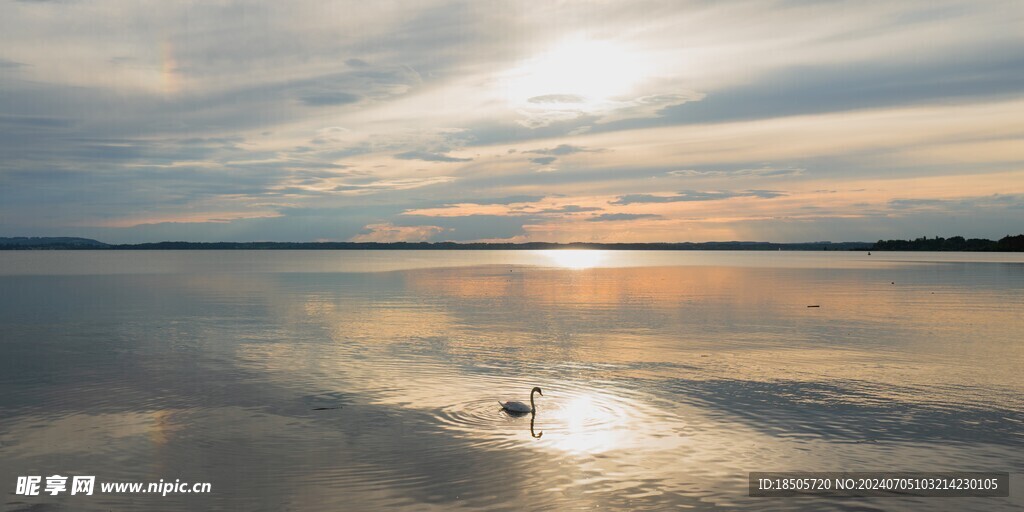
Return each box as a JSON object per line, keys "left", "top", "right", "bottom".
{"left": 499, "top": 387, "right": 543, "bottom": 414}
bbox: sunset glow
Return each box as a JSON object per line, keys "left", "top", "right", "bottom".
{"left": 0, "top": 1, "right": 1021, "bottom": 243}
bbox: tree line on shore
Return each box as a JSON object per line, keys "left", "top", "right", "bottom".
{"left": 1, "top": 235, "right": 1022, "bottom": 251}
{"left": 872, "top": 234, "right": 1023, "bottom": 252}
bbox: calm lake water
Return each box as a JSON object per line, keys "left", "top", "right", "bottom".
{"left": 1, "top": 250, "right": 1022, "bottom": 511}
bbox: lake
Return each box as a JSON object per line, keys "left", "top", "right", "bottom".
{"left": 1, "top": 250, "right": 1022, "bottom": 511}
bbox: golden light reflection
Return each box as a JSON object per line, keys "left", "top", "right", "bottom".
{"left": 550, "top": 395, "right": 622, "bottom": 454}
{"left": 541, "top": 249, "right": 607, "bottom": 269}
{"left": 399, "top": 264, "right": 1024, "bottom": 403}
{"left": 531, "top": 390, "right": 686, "bottom": 456}
{"left": 2, "top": 412, "right": 174, "bottom": 458}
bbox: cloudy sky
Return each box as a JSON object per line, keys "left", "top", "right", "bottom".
{"left": 1, "top": 0, "right": 1022, "bottom": 243}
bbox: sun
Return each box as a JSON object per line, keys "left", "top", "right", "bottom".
{"left": 503, "top": 37, "right": 645, "bottom": 106}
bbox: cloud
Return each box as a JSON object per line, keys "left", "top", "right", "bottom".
{"left": 2, "top": 1, "right": 1022, "bottom": 243}
{"left": 525, "top": 144, "right": 598, "bottom": 156}
{"left": 888, "top": 194, "right": 1024, "bottom": 212}
{"left": 402, "top": 198, "right": 605, "bottom": 220}
{"left": 595, "top": 93, "right": 705, "bottom": 124}
{"left": 888, "top": 198, "right": 947, "bottom": 210}
{"left": 463, "top": 195, "right": 546, "bottom": 205}
{"left": 0, "top": 114, "right": 73, "bottom": 128}
{"left": 394, "top": 151, "right": 472, "bottom": 162}
{"left": 628, "top": 52, "right": 1024, "bottom": 131}
{"left": 349, "top": 222, "right": 446, "bottom": 242}
{"left": 668, "top": 166, "right": 805, "bottom": 178}
{"left": 298, "top": 91, "right": 361, "bottom": 106}
{"left": 522, "top": 143, "right": 603, "bottom": 167}
{"left": 0, "top": 58, "right": 25, "bottom": 69}
{"left": 398, "top": 214, "right": 534, "bottom": 241}
{"left": 331, "top": 176, "right": 455, "bottom": 194}
{"left": 611, "top": 190, "right": 786, "bottom": 205}
{"left": 536, "top": 205, "right": 602, "bottom": 214}
{"left": 527, "top": 94, "right": 585, "bottom": 104}
{"left": 586, "top": 213, "right": 661, "bottom": 222}
{"left": 515, "top": 92, "right": 704, "bottom": 129}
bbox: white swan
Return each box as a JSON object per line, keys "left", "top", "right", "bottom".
{"left": 499, "top": 386, "right": 543, "bottom": 414}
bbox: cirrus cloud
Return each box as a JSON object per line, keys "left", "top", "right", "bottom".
{"left": 586, "top": 213, "right": 661, "bottom": 222}
{"left": 611, "top": 190, "right": 787, "bottom": 205}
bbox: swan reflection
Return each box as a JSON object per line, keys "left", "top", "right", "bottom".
{"left": 498, "top": 387, "right": 545, "bottom": 439}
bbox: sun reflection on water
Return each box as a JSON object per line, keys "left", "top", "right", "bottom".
{"left": 550, "top": 394, "right": 623, "bottom": 454}
{"left": 527, "top": 390, "right": 684, "bottom": 456}
{"left": 541, "top": 250, "right": 608, "bottom": 269}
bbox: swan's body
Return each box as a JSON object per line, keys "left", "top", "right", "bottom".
{"left": 500, "top": 400, "right": 533, "bottom": 413}
{"left": 500, "top": 386, "right": 542, "bottom": 414}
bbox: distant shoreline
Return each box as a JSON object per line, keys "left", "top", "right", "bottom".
{"left": 1, "top": 235, "right": 1022, "bottom": 251}
{"left": 0, "top": 239, "right": 871, "bottom": 251}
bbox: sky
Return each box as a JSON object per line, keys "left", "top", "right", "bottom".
{"left": 1, "top": 0, "right": 1022, "bottom": 243}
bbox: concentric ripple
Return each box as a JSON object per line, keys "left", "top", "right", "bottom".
{"left": 434, "top": 376, "right": 681, "bottom": 454}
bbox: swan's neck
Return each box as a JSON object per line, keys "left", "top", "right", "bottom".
{"left": 530, "top": 390, "right": 537, "bottom": 410}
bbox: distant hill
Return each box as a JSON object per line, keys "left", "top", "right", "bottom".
{"left": 0, "top": 237, "right": 109, "bottom": 249}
